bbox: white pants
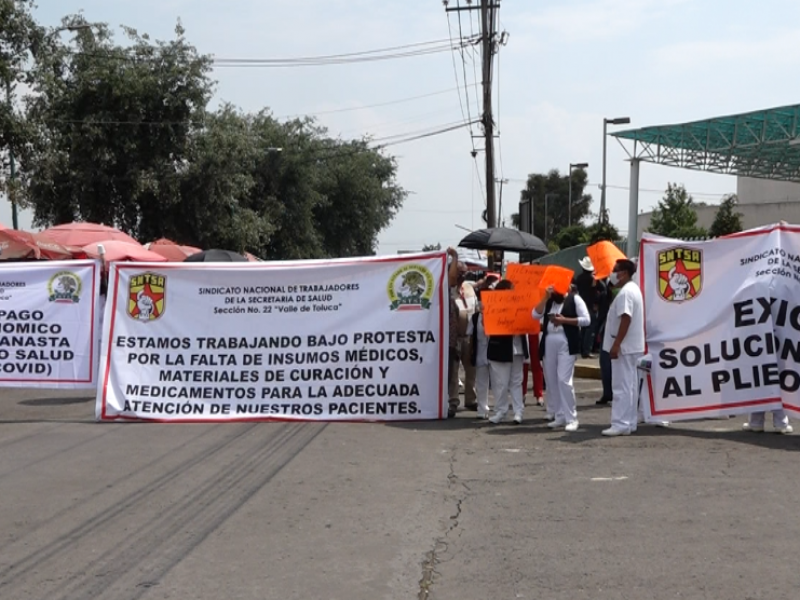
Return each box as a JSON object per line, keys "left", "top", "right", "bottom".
{"left": 490, "top": 356, "right": 524, "bottom": 419}
{"left": 748, "top": 410, "right": 790, "bottom": 428}
{"left": 542, "top": 332, "right": 578, "bottom": 424}
{"left": 475, "top": 364, "right": 490, "bottom": 416}
{"left": 610, "top": 353, "right": 641, "bottom": 431}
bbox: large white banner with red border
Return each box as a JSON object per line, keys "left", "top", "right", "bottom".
{"left": 96, "top": 253, "right": 448, "bottom": 422}
{"left": 0, "top": 260, "right": 101, "bottom": 388}
{"left": 641, "top": 224, "right": 800, "bottom": 421}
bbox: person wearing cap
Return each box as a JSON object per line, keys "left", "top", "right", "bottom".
{"left": 532, "top": 282, "right": 590, "bottom": 432}
{"left": 575, "top": 256, "right": 598, "bottom": 359}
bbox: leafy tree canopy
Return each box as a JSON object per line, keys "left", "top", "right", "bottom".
{"left": 708, "top": 193, "right": 743, "bottom": 237}
{"left": 647, "top": 183, "right": 707, "bottom": 239}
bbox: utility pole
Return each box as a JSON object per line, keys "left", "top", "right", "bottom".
{"left": 481, "top": 0, "right": 497, "bottom": 232}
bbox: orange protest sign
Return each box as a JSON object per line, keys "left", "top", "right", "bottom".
{"left": 586, "top": 241, "right": 627, "bottom": 280}
{"left": 537, "top": 266, "right": 574, "bottom": 295}
{"left": 481, "top": 289, "right": 541, "bottom": 336}
{"left": 505, "top": 263, "right": 546, "bottom": 290}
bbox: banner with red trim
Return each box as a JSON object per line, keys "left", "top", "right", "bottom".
{"left": 96, "top": 253, "right": 448, "bottom": 422}
{"left": 641, "top": 224, "right": 800, "bottom": 421}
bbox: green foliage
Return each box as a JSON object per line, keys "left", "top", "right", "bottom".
{"left": 708, "top": 194, "right": 743, "bottom": 237}
{"left": 517, "top": 167, "right": 592, "bottom": 242}
{"left": 647, "top": 183, "right": 707, "bottom": 239}
{"left": 585, "top": 210, "right": 621, "bottom": 243}
{"left": 554, "top": 225, "right": 589, "bottom": 249}
{"left": 17, "top": 14, "right": 406, "bottom": 259}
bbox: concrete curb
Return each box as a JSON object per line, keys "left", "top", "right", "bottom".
{"left": 575, "top": 364, "right": 601, "bottom": 380}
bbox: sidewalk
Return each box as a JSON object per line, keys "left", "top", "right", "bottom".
{"left": 574, "top": 354, "right": 601, "bottom": 379}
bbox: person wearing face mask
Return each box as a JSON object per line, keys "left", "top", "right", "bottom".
{"left": 602, "top": 259, "right": 645, "bottom": 436}
{"left": 532, "top": 283, "right": 591, "bottom": 432}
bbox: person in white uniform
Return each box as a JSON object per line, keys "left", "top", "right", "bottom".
{"left": 532, "top": 284, "right": 591, "bottom": 432}
{"left": 743, "top": 411, "right": 793, "bottom": 434}
{"left": 602, "top": 259, "right": 645, "bottom": 436}
{"left": 488, "top": 280, "right": 529, "bottom": 425}
{"left": 466, "top": 287, "right": 491, "bottom": 419}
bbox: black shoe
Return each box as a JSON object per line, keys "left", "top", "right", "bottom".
{"left": 464, "top": 403, "right": 479, "bottom": 411}
{"left": 595, "top": 397, "right": 611, "bottom": 405}
{"left": 448, "top": 408, "right": 457, "bottom": 418}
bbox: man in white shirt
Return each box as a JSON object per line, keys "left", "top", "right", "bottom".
{"left": 602, "top": 259, "right": 645, "bottom": 436}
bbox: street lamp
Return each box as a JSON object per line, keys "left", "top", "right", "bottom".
{"left": 600, "top": 116, "right": 630, "bottom": 222}
{"left": 544, "top": 193, "right": 558, "bottom": 244}
{"left": 568, "top": 162, "right": 588, "bottom": 228}
{"left": 6, "top": 24, "right": 97, "bottom": 230}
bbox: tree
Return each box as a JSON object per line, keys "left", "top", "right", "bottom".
{"left": 22, "top": 17, "right": 213, "bottom": 234}
{"left": 515, "top": 168, "right": 592, "bottom": 242}
{"left": 0, "top": 0, "right": 43, "bottom": 196}
{"left": 647, "top": 184, "right": 707, "bottom": 239}
{"left": 554, "top": 225, "right": 589, "bottom": 249}
{"left": 708, "top": 194, "right": 743, "bottom": 237}
{"left": 585, "top": 209, "right": 621, "bottom": 244}
{"left": 19, "top": 14, "right": 406, "bottom": 259}
{"left": 422, "top": 243, "right": 441, "bottom": 251}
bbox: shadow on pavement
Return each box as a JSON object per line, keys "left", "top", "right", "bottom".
{"left": 19, "top": 396, "right": 94, "bottom": 407}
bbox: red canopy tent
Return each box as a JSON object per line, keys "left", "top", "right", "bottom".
{"left": 41, "top": 222, "right": 140, "bottom": 247}
{"left": 0, "top": 229, "right": 78, "bottom": 260}
{"left": 82, "top": 241, "right": 167, "bottom": 263}
{"left": 146, "top": 238, "right": 202, "bottom": 262}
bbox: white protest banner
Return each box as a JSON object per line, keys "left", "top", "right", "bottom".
{"left": 0, "top": 260, "right": 101, "bottom": 388}
{"left": 96, "top": 253, "right": 448, "bottom": 422}
{"left": 640, "top": 224, "right": 800, "bottom": 421}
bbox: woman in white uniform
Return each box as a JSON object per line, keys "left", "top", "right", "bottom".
{"left": 466, "top": 288, "right": 491, "bottom": 419}
{"left": 532, "top": 285, "right": 590, "bottom": 432}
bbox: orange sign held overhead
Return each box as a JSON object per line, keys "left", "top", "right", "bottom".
{"left": 505, "top": 263, "right": 546, "bottom": 291}
{"left": 537, "top": 266, "right": 574, "bottom": 295}
{"left": 481, "top": 288, "right": 541, "bottom": 336}
{"left": 586, "top": 241, "right": 627, "bottom": 280}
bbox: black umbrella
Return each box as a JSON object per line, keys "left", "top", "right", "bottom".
{"left": 184, "top": 249, "right": 249, "bottom": 262}
{"left": 458, "top": 227, "right": 549, "bottom": 257}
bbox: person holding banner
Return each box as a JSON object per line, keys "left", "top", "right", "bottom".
{"left": 487, "top": 280, "right": 529, "bottom": 425}
{"left": 601, "top": 259, "right": 645, "bottom": 437}
{"left": 532, "top": 283, "right": 590, "bottom": 432}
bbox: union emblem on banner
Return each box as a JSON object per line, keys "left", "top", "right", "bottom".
{"left": 387, "top": 264, "right": 434, "bottom": 310}
{"left": 128, "top": 272, "right": 166, "bottom": 321}
{"left": 657, "top": 246, "right": 702, "bottom": 303}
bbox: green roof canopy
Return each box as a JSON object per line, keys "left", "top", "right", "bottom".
{"left": 612, "top": 104, "right": 800, "bottom": 182}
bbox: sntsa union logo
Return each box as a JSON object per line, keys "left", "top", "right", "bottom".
{"left": 128, "top": 272, "right": 166, "bottom": 321}
{"left": 657, "top": 246, "right": 702, "bottom": 303}
{"left": 388, "top": 264, "right": 434, "bottom": 311}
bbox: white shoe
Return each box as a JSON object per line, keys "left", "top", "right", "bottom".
{"left": 489, "top": 414, "right": 505, "bottom": 424}
{"left": 477, "top": 412, "right": 489, "bottom": 420}
{"left": 601, "top": 427, "right": 631, "bottom": 436}
{"left": 776, "top": 425, "right": 793, "bottom": 435}
{"left": 548, "top": 419, "right": 567, "bottom": 429}
{"left": 544, "top": 413, "right": 555, "bottom": 421}
{"left": 565, "top": 421, "right": 579, "bottom": 432}
{"left": 512, "top": 415, "right": 523, "bottom": 425}
{"left": 742, "top": 423, "right": 764, "bottom": 433}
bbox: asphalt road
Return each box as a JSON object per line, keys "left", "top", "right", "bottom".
{"left": 2, "top": 381, "right": 800, "bottom": 600}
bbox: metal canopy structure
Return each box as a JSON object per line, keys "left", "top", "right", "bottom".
{"left": 612, "top": 104, "right": 800, "bottom": 183}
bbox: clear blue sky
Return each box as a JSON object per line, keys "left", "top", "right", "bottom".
{"left": 9, "top": 0, "right": 800, "bottom": 253}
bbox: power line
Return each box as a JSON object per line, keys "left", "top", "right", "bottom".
{"left": 454, "top": 1, "right": 477, "bottom": 147}
{"left": 445, "top": 10, "right": 476, "bottom": 152}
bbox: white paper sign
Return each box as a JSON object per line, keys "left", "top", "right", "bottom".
{"left": 97, "top": 253, "right": 448, "bottom": 422}
{"left": 0, "top": 260, "right": 101, "bottom": 388}
{"left": 640, "top": 224, "right": 800, "bottom": 421}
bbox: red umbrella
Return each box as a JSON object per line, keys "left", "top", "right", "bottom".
{"left": 146, "top": 238, "right": 202, "bottom": 262}
{"left": 41, "top": 222, "right": 140, "bottom": 247}
{"left": 82, "top": 240, "right": 167, "bottom": 263}
{"left": 0, "top": 229, "right": 77, "bottom": 260}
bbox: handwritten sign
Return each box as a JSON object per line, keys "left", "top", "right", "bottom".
{"left": 481, "top": 289, "right": 541, "bottom": 336}
{"left": 537, "top": 266, "right": 574, "bottom": 295}
{"left": 587, "top": 241, "right": 627, "bottom": 280}
{"left": 506, "top": 263, "right": 546, "bottom": 291}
